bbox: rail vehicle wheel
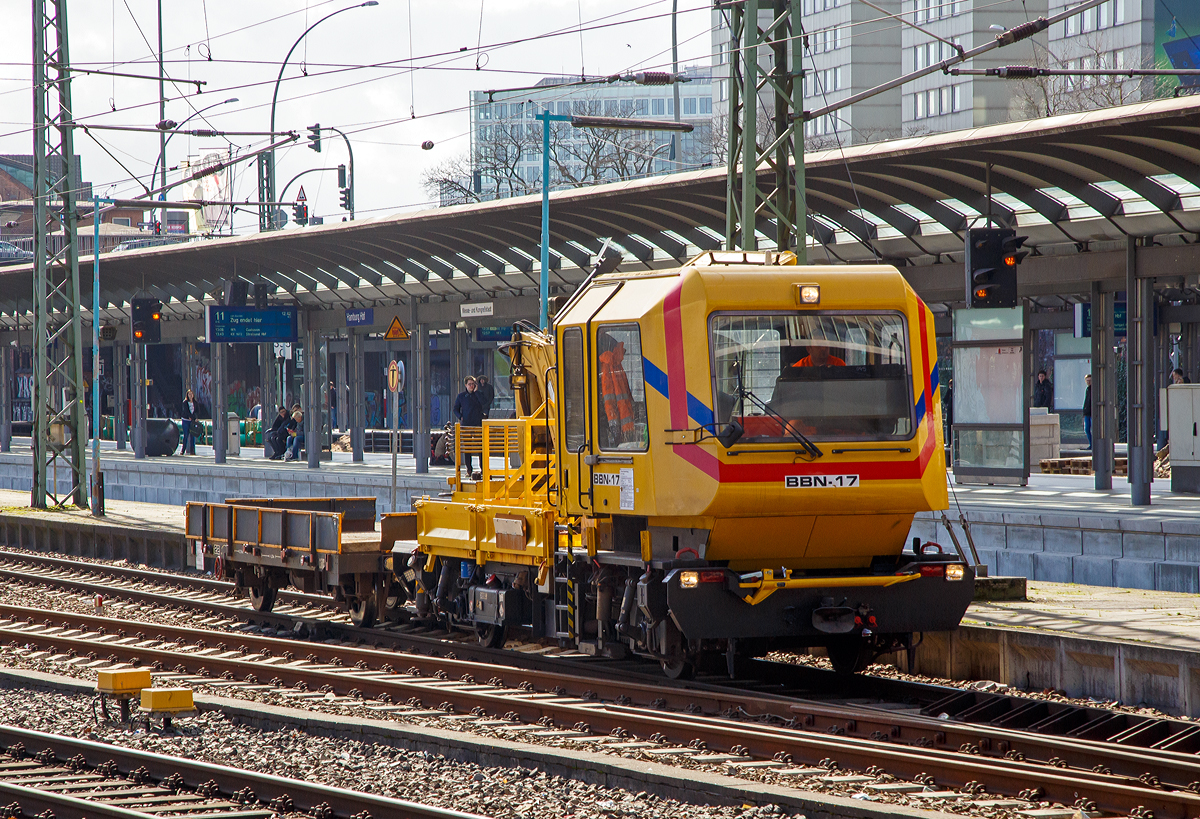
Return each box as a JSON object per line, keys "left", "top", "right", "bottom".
{"left": 349, "top": 596, "right": 377, "bottom": 628}
{"left": 826, "top": 638, "right": 874, "bottom": 675}
{"left": 475, "top": 622, "right": 507, "bottom": 649}
{"left": 383, "top": 591, "right": 408, "bottom": 623}
{"left": 660, "top": 658, "right": 694, "bottom": 680}
{"left": 248, "top": 583, "right": 277, "bottom": 613}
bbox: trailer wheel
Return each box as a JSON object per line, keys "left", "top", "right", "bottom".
{"left": 475, "top": 622, "right": 506, "bottom": 648}
{"left": 248, "top": 584, "right": 276, "bottom": 613}
{"left": 660, "top": 658, "right": 694, "bottom": 680}
{"left": 826, "top": 637, "right": 873, "bottom": 675}
{"left": 349, "top": 596, "right": 377, "bottom": 628}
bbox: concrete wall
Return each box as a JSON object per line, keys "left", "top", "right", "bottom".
{"left": 909, "top": 510, "right": 1200, "bottom": 592}
{"left": 0, "top": 453, "right": 445, "bottom": 515}
{"left": 899, "top": 624, "right": 1200, "bottom": 718}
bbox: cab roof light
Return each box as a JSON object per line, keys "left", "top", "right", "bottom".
{"left": 795, "top": 284, "right": 820, "bottom": 305}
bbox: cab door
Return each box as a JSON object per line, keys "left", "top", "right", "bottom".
{"left": 556, "top": 283, "right": 621, "bottom": 515}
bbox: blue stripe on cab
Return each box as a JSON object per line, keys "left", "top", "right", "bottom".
{"left": 642, "top": 356, "right": 714, "bottom": 428}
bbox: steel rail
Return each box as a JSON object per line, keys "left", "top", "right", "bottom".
{"left": 8, "top": 551, "right": 1200, "bottom": 798}
{"left": 0, "top": 552, "right": 648, "bottom": 672}
{"left": 0, "top": 724, "right": 483, "bottom": 819}
{"left": 5, "top": 602, "right": 1200, "bottom": 795}
{"left": 0, "top": 623, "right": 1193, "bottom": 818}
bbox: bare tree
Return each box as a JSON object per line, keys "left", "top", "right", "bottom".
{"left": 1012, "top": 33, "right": 1171, "bottom": 119}
{"left": 427, "top": 95, "right": 717, "bottom": 207}
{"left": 421, "top": 155, "right": 477, "bottom": 207}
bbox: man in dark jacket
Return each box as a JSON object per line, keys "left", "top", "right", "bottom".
{"left": 453, "top": 376, "right": 484, "bottom": 472}
{"left": 1083, "top": 374, "right": 1092, "bottom": 449}
{"left": 477, "top": 375, "right": 495, "bottom": 418}
{"left": 267, "top": 405, "right": 289, "bottom": 459}
{"left": 1032, "top": 370, "right": 1053, "bottom": 410}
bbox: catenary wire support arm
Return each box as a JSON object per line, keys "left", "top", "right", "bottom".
{"left": 802, "top": 0, "right": 1111, "bottom": 123}
{"left": 50, "top": 63, "right": 206, "bottom": 94}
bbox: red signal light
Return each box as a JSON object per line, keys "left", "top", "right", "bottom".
{"left": 1004, "top": 255, "right": 1017, "bottom": 266}
{"left": 974, "top": 288, "right": 989, "bottom": 299}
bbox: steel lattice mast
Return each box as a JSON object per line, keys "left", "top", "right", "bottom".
{"left": 723, "top": 0, "right": 806, "bottom": 260}
{"left": 32, "top": 0, "right": 88, "bottom": 508}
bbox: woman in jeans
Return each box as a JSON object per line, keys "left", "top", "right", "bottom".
{"left": 180, "top": 389, "right": 198, "bottom": 455}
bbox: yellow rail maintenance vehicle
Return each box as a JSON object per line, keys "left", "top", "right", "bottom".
{"left": 403, "top": 250, "right": 974, "bottom": 677}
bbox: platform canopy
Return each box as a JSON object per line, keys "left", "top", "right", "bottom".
{"left": 4, "top": 95, "right": 1200, "bottom": 325}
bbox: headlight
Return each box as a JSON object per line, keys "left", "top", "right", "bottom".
{"left": 679, "top": 571, "right": 699, "bottom": 588}
{"left": 795, "top": 284, "right": 820, "bottom": 304}
{"left": 945, "top": 564, "right": 966, "bottom": 581}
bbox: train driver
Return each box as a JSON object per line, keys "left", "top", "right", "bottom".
{"left": 791, "top": 342, "right": 846, "bottom": 368}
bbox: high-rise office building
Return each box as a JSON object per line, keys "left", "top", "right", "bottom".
{"left": 464, "top": 68, "right": 715, "bottom": 203}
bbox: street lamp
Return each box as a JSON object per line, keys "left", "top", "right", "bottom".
{"left": 260, "top": 1, "right": 378, "bottom": 231}
{"left": 534, "top": 111, "right": 693, "bottom": 330}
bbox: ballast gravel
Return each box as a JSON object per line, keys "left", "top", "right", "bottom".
{"left": 0, "top": 684, "right": 788, "bottom": 819}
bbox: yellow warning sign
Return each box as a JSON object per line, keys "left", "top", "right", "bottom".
{"left": 384, "top": 316, "right": 409, "bottom": 340}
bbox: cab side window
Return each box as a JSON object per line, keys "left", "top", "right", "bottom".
{"left": 596, "top": 324, "right": 648, "bottom": 451}
{"left": 562, "top": 327, "right": 585, "bottom": 452}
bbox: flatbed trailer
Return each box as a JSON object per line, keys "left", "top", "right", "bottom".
{"left": 184, "top": 497, "right": 415, "bottom": 624}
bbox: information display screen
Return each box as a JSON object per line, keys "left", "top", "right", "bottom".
{"left": 207, "top": 306, "right": 299, "bottom": 343}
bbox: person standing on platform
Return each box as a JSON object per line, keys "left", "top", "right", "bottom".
{"left": 1083, "top": 374, "right": 1093, "bottom": 449}
{"left": 1173, "top": 368, "right": 1191, "bottom": 385}
{"left": 477, "top": 375, "right": 495, "bottom": 419}
{"left": 453, "top": 376, "right": 483, "bottom": 473}
{"left": 180, "top": 389, "right": 198, "bottom": 455}
{"left": 1032, "top": 370, "right": 1053, "bottom": 410}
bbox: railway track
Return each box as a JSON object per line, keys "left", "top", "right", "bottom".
{"left": 0, "top": 723, "right": 482, "bottom": 819}
{"left": 2, "top": 607, "right": 1200, "bottom": 818}
{"left": 12, "top": 550, "right": 1200, "bottom": 815}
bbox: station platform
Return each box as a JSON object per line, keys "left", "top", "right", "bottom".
{"left": 912, "top": 579, "right": 1200, "bottom": 719}
{"left": 908, "top": 473, "right": 1200, "bottom": 594}
{"left": 0, "top": 437, "right": 451, "bottom": 514}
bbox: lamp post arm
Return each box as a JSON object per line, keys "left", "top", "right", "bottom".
{"left": 270, "top": 7, "right": 358, "bottom": 136}
{"left": 324, "top": 126, "right": 355, "bottom": 220}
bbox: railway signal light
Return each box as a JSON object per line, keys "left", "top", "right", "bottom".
{"left": 131, "top": 297, "right": 162, "bottom": 344}
{"left": 339, "top": 187, "right": 353, "bottom": 212}
{"left": 307, "top": 123, "right": 321, "bottom": 153}
{"left": 153, "top": 220, "right": 162, "bottom": 236}
{"left": 293, "top": 203, "right": 308, "bottom": 226}
{"left": 337, "top": 164, "right": 347, "bottom": 188}
{"left": 965, "top": 227, "right": 1025, "bottom": 308}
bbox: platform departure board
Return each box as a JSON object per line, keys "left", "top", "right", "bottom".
{"left": 207, "top": 306, "right": 299, "bottom": 343}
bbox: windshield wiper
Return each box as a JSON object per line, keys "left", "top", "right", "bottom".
{"left": 730, "top": 359, "right": 823, "bottom": 459}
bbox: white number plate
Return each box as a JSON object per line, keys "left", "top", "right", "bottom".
{"left": 785, "top": 474, "right": 860, "bottom": 488}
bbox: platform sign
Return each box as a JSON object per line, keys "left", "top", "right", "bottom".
{"left": 476, "top": 326, "right": 511, "bottom": 343}
{"left": 460, "top": 301, "right": 493, "bottom": 318}
{"left": 1074, "top": 302, "right": 1128, "bottom": 339}
{"left": 388, "top": 360, "right": 400, "bottom": 393}
{"left": 345, "top": 307, "right": 374, "bottom": 327}
{"left": 207, "top": 306, "right": 298, "bottom": 344}
{"left": 384, "top": 316, "right": 409, "bottom": 340}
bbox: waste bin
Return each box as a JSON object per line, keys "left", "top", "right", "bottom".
{"left": 227, "top": 412, "right": 241, "bottom": 457}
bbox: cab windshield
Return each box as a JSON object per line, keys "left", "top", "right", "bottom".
{"left": 710, "top": 312, "right": 914, "bottom": 442}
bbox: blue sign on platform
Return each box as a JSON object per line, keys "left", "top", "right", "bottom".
{"left": 476, "top": 326, "right": 511, "bottom": 343}
{"left": 207, "top": 306, "right": 299, "bottom": 344}
{"left": 346, "top": 307, "right": 374, "bottom": 327}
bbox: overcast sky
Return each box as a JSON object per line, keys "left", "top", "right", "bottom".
{"left": 1, "top": 1, "right": 713, "bottom": 232}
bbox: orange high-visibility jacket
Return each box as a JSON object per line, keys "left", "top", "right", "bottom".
{"left": 599, "top": 342, "right": 636, "bottom": 439}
